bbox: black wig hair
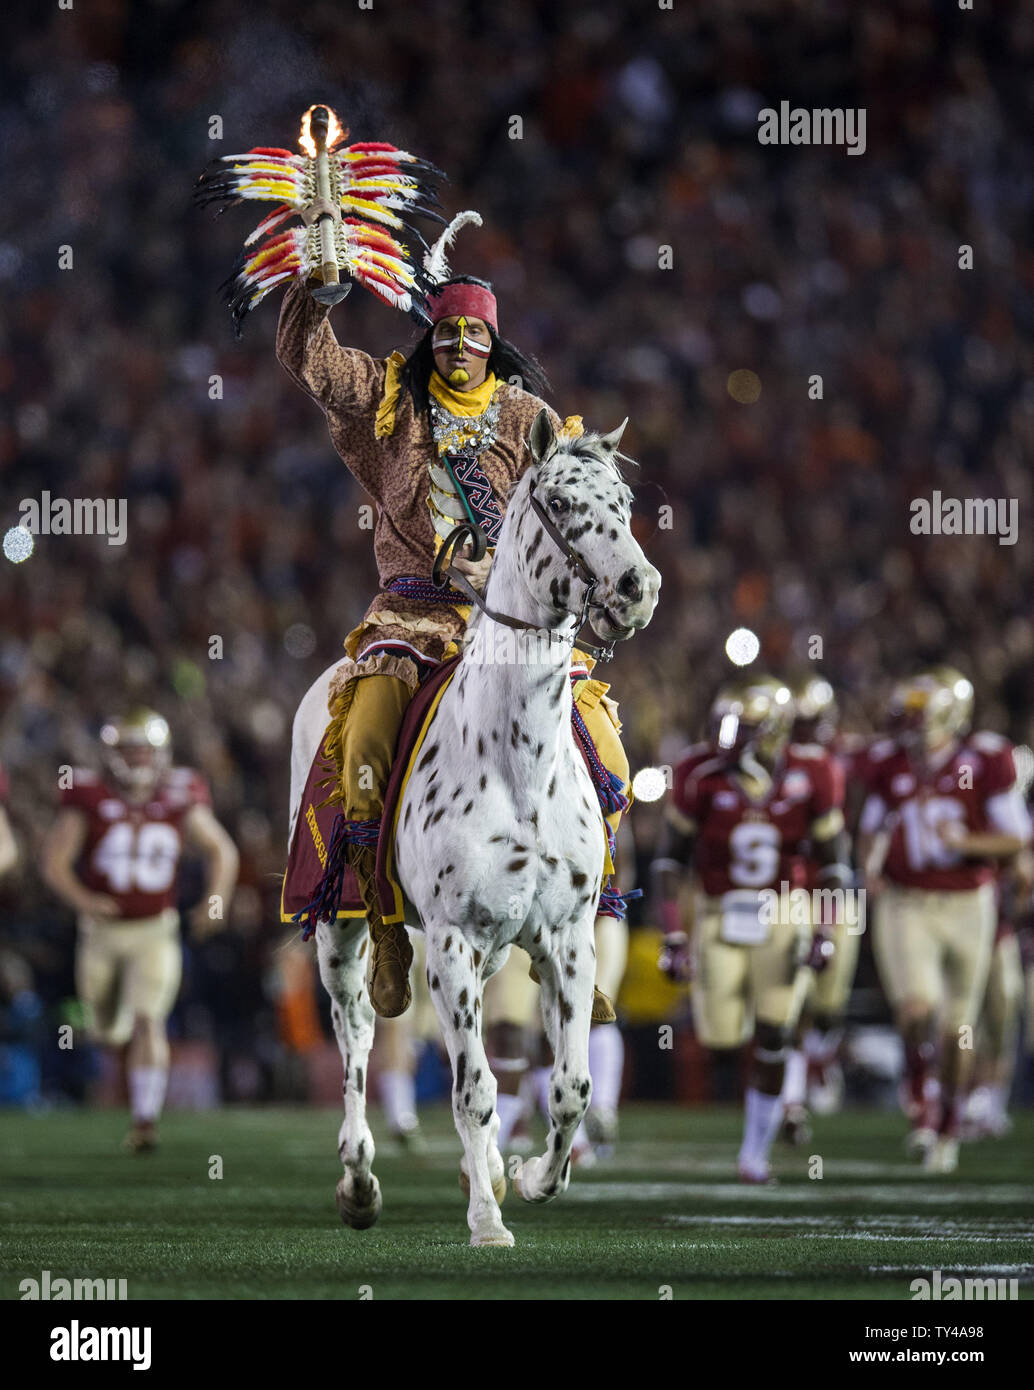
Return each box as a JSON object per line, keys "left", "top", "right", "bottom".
{"left": 397, "top": 276, "right": 551, "bottom": 418}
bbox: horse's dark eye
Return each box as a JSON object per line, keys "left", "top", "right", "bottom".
{"left": 549, "top": 496, "right": 567, "bottom": 515}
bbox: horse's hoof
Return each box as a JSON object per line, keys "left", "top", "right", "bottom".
{"left": 513, "top": 1158, "right": 552, "bottom": 1204}
{"left": 459, "top": 1168, "right": 507, "bottom": 1205}
{"left": 512, "top": 1167, "right": 533, "bottom": 1202}
{"left": 336, "top": 1173, "right": 382, "bottom": 1230}
{"left": 470, "top": 1228, "right": 515, "bottom": 1248}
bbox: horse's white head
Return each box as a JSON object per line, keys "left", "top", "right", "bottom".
{"left": 506, "top": 410, "right": 660, "bottom": 643}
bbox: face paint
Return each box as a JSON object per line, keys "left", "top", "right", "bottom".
{"left": 433, "top": 315, "right": 490, "bottom": 388}
{"left": 432, "top": 322, "right": 492, "bottom": 358}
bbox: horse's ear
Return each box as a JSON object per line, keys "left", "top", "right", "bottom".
{"left": 599, "top": 418, "right": 628, "bottom": 453}
{"left": 528, "top": 408, "right": 557, "bottom": 465}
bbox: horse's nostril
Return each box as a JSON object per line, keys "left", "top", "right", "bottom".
{"left": 618, "top": 569, "right": 642, "bottom": 603}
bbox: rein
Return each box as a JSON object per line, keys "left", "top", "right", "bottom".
{"left": 431, "top": 482, "right": 616, "bottom": 663}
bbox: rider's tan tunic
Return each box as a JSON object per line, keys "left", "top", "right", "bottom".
{"left": 276, "top": 283, "right": 561, "bottom": 692}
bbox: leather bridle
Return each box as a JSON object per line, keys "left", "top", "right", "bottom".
{"left": 431, "top": 481, "right": 619, "bottom": 662}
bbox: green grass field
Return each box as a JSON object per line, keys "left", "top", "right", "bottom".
{"left": 2, "top": 1104, "right": 1032, "bottom": 1300}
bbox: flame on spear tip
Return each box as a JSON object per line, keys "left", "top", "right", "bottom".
{"left": 299, "top": 104, "right": 345, "bottom": 157}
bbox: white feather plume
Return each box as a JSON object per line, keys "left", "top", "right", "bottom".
{"left": 424, "top": 209, "right": 483, "bottom": 284}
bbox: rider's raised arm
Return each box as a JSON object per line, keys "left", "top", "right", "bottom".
{"left": 276, "top": 281, "right": 388, "bottom": 417}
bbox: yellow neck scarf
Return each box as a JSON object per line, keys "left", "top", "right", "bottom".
{"left": 428, "top": 370, "right": 498, "bottom": 416}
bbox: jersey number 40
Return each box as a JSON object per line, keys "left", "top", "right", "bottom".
{"left": 92, "top": 821, "right": 180, "bottom": 894}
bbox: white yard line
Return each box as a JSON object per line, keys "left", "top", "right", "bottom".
{"left": 765, "top": 1233, "right": 1021, "bottom": 1243}
{"left": 660, "top": 1215, "right": 1034, "bottom": 1240}
{"left": 869, "top": 1264, "right": 1034, "bottom": 1275}
{"left": 584, "top": 1155, "right": 922, "bottom": 1178}
{"left": 565, "top": 1181, "right": 1034, "bottom": 1204}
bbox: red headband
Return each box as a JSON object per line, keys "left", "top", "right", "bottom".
{"left": 428, "top": 283, "right": 498, "bottom": 332}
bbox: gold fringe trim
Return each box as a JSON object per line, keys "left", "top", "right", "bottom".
{"left": 316, "top": 677, "right": 358, "bottom": 811}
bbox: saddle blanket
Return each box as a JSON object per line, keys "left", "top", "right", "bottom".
{"left": 281, "top": 657, "right": 623, "bottom": 931}
{"left": 280, "top": 656, "right": 460, "bottom": 928}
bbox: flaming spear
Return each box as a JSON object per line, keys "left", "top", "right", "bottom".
{"left": 307, "top": 105, "right": 350, "bottom": 307}
{"left": 195, "top": 105, "right": 444, "bottom": 334}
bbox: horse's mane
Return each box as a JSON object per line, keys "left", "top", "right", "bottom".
{"left": 499, "top": 431, "right": 636, "bottom": 510}
{"left": 559, "top": 432, "right": 638, "bottom": 483}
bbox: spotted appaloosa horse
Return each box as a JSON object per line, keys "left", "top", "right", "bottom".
{"left": 289, "top": 410, "right": 659, "bottom": 1245}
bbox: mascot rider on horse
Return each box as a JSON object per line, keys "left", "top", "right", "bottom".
{"left": 276, "top": 214, "right": 633, "bottom": 1021}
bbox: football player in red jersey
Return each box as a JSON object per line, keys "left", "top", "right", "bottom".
{"left": 653, "top": 675, "right": 851, "bottom": 1183}
{"left": 0, "top": 763, "right": 17, "bottom": 879}
{"left": 780, "top": 677, "right": 856, "bottom": 1140}
{"left": 42, "top": 711, "right": 239, "bottom": 1152}
{"left": 857, "top": 668, "right": 1031, "bottom": 1173}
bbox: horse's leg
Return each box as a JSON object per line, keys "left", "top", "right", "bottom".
{"left": 315, "top": 917, "right": 381, "bottom": 1228}
{"left": 514, "top": 915, "right": 595, "bottom": 1204}
{"left": 425, "top": 929, "right": 512, "bottom": 1247}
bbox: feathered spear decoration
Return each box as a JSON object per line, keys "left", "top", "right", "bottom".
{"left": 195, "top": 105, "right": 445, "bottom": 335}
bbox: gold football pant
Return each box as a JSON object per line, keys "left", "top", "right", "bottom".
{"left": 76, "top": 908, "right": 182, "bottom": 1046}
{"left": 691, "top": 897, "right": 811, "bottom": 1049}
{"left": 873, "top": 883, "right": 996, "bottom": 1033}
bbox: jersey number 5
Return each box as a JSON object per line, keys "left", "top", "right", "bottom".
{"left": 729, "top": 821, "right": 781, "bottom": 888}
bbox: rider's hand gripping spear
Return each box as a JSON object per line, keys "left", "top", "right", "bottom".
{"left": 194, "top": 104, "right": 444, "bottom": 335}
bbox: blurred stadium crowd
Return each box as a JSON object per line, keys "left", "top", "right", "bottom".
{"left": 1, "top": 1, "right": 1032, "bottom": 1101}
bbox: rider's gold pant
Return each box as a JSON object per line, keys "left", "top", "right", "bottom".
{"left": 336, "top": 670, "right": 629, "bottom": 877}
